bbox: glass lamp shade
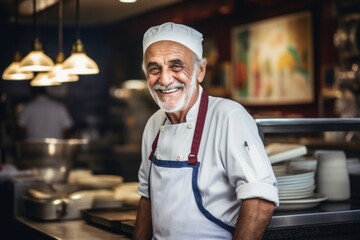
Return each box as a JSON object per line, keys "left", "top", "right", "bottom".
{"left": 62, "top": 39, "right": 99, "bottom": 75}
{"left": 2, "top": 61, "right": 34, "bottom": 80}
{"left": 20, "top": 38, "right": 54, "bottom": 72}
{"left": 2, "top": 52, "right": 34, "bottom": 80}
{"left": 47, "top": 63, "right": 79, "bottom": 82}
{"left": 62, "top": 52, "right": 99, "bottom": 75}
{"left": 31, "top": 73, "right": 61, "bottom": 87}
{"left": 20, "top": 50, "right": 55, "bottom": 72}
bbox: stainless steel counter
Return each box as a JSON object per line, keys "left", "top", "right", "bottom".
{"left": 15, "top": 217, "right": 131, "bottom": 240}
{"left": 270, "top": 201, "right": 360, "bottom": 227}
{"left": 14, "top": 201, "right": 360, "bottom": 240}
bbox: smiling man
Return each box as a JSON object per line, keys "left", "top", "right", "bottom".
{"left": 134, "top": 22, "right": 279, "bottom": 240}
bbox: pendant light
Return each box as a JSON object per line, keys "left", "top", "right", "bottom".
{"left": 2, "top": 0, "right": 34, "bottom": 80}
{"left": 2, "top": 52, "right": 34, "bottom": 80}
{"left": 31, "top": 73, "right": 61, "bottom": 86}
{"left": 20, "top": 0, "right": 54, "bottom": 72}
{"left": 47, "top": 0, "right": 79, "bottom": 82}
{"left": 62, "top": 0, "right": 99, "bottom": 75}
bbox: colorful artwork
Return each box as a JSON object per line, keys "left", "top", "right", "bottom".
{"left": 232, "top": 12, "right": 313, "bottom": 105}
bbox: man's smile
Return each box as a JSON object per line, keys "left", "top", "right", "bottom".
{"left": 157, "top": 88, "right": 181, "bottom": 94}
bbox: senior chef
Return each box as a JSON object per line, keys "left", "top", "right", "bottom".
{"left": 134, "top": 22, "right": 279, "bottom": 240}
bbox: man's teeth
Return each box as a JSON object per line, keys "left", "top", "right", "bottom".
{"left": 161, "top": 88, "right": 178, "bottom": 93}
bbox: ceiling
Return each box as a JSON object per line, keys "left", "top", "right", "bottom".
{"left": 0, "top": 0, "right": 184, "bottom": 26}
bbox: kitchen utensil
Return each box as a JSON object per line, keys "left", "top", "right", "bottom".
{"left": 16, "top": 138, "right": 88, "bottom": 183}
{"left": 23, "top": 186, "right": 103, "bottom": 220}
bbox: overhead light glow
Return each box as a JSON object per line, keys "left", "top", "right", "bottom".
{"left": 19, "top": 0, "right": 59, "bottom": 15}
{"left": 123, "top": 79, "right": 147, "bottom": 90}
{"left": 119, "top": 0, "right": 137, "bottom": 3}
{"left": 2, "top": 52, "right": 34, "bottom": 80}
{"left": 31, "top": 73, "right": 61, "bottom": 86}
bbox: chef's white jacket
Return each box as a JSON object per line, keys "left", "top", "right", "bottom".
{"left": 138, "top": 86, "right": 279, "bottom": 227}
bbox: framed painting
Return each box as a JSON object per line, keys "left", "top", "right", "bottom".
{"left": 231, "top": 11, "right": 313, "bottom": 105}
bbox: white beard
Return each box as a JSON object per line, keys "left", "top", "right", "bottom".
{"left": 149, "top": 68, "right": 198, "bottom": 113}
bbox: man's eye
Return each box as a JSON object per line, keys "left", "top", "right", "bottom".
{"left": 148, "top": 67, "right": 160, "bottom": 75}
{"left": 171, "top": 64, "right": 183, "bottom": 72}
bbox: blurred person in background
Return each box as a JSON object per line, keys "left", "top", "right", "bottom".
{"left": 18, "top": 87, "right": 73, "bottom": 139}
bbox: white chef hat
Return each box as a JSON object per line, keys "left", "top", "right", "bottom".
{"left": 143, "top": 22, "right": 203, "bottom": 58}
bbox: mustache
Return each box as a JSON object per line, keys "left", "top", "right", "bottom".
{"left": 153, "top": 82, "right": 185, "bottom": 91}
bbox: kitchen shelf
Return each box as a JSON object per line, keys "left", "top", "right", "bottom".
{"left": 256, "top": 118, "right": 360, "bottom": 133}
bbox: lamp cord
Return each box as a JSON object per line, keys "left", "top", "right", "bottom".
{"left": 33, "top": 0, "right": 38, "bottom": 40}
{"left": 58, "top": 0, "right": 63, "bottom": 53}
{"left": 14, "top": 0, "right": 19, "bottom": 51}
{"left": 76, "top": 0, "right": 80, "bottom": 40}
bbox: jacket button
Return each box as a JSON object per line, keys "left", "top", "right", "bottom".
{"left": 160, "top": 126, "right": 165, "bottom": 132}
{"left": 176, "top": 155, "right": 182, "bottom": 160}
{"left": 188, "top": 123, "right": 193, "bottom": 129}
{"left": 156, "top": 154, "right": 161, "bottom": 159}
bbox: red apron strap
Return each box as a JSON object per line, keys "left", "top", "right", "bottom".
{"left": 188, "top": 90, "right": 208, "bottom": 165}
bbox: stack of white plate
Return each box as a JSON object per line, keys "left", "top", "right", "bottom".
{"left": 274, "top": 168, "right": 327, "bottom": 210}
{"left": 276, "top": 169, "right": 315, "bottom": 200}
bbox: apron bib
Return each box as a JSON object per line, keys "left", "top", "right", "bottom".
{"left": 148, "top": 91, "right": 235, "bottom": 240}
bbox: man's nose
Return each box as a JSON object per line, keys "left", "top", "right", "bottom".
{"left": 159, "top": 70, "right": 173, "bottom": 86}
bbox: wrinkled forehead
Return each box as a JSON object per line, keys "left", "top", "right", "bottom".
{"left": 144, "top": 40, "right": 196, "bottom": 64}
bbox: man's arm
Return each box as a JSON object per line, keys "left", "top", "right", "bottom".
{"left": 233, "top": 198, "right": 275, "bottom": 240}
{"left": 133, "top": 196, "right": 152, "bottom": 240}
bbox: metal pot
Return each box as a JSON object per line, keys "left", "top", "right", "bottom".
{"left": 16, "top": 138, "right": 88, "bottom": 183}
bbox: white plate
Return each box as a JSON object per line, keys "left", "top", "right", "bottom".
{"left": 278, "top": 178, "right": 314, "bottom": 187}
{"left": 275, "top": 169, "right": 314, "bottom": 179}
{"left": 277, "top": 193, "right": 328, "bottom": 211}
{"left": 279, "top": 188, "right": 315, "bottom": 197}
{"left": 279, "top": 192, "right": 314, "bottom": 200}
{"left": 277, "top": 175, "right": 314, "bottom": 184}
{"left": 278, "top": 185, "right": 315, "bottom": 194}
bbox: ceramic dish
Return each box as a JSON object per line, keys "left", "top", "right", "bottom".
{"left": 277, "top": 193, "right": 327, "bottom": 211}
{"left": 279, "top": 191, "right": 314, "bottom": 200}
{"left": 278, "top": 185, "right": 315, "bottom": 194}
{"left": 275, "top": 169, "right": 314, "bottom": 178}
{"left": 277, "top": 178, "right": 314, "bottom": 188}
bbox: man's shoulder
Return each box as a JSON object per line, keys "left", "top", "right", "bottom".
{"left": 209, "top": 96, "right": 245, "bottom": 114}
{"left": 144, "top": 109, "right": 164, "bottom": 129}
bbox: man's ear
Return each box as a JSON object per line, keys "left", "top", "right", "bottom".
{"left": 197, "top": 59, "right": 207, "bottom": 84}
